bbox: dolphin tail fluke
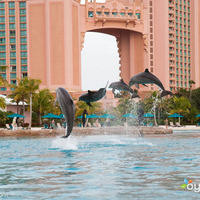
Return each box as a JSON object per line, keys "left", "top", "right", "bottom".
{"left": 86, "top": 102, "right": 93, "bottom": 107}
{"left": 160, "top": 90, "right": 173, "bottom": 98}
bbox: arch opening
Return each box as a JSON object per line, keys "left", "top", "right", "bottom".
{"left": 81, "top": 32, "right": 120, "bottom": 91}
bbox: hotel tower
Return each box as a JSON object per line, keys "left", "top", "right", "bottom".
{"left": 0, "top": 0, "right": 199, "bottom": 95}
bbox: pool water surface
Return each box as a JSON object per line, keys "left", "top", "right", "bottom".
{"left": 0, "top": 132, "right": 200, "bottom": 199}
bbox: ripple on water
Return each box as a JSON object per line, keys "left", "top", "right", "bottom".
{"left": 0, "top": 133, "right": 200, "bottom": 199}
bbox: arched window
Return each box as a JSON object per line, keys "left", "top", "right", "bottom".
{"left": 127, "top": 9, "right": 133, "bottom": 17}
{"left": 120, "top": 9, "right": 125, "bottom": 16}
{"left": 88, "top": 7, "right": 94, "bottom": 17}
{"left": 135, "top": 10, "right": 141, "bottom": 19}
{"left": 104, "top": 8, "right": 110, "bottom": 16}
{"left": 112, "top": 9, "right": 118, "bottom": 16}
{"left": 96, "top": 8, "right": 102, "bottom": 16}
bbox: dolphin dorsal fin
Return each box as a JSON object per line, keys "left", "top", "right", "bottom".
{"left": 145, "top": 68, "right": 150, "bottom": 73}
{"left": 88, "top": 90, "right": 91, "bottom": 93}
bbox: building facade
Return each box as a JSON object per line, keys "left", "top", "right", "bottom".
{"left": 0, "top": 0, "right": 199, "bottom": 95}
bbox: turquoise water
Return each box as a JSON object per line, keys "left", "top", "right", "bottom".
{"left": 0, "top": 132, "right": 200, "bottom": 199}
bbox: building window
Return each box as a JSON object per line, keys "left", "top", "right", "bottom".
{"left": 0, "top": 59, "right": 6, "bottom": 65}
{"left": 19, "top": 2, "right": 26, "bottom": 8}
{"left": 135, "top": 13, "right": 140, "bottom": 19}
{"left": 0, "top": 24, "right": 5, "bottom": 30}
{"left": 10, "top": 52, "right": 16, "bottom": 58}
{"left": 10, "top": 38, "right": 16, "bottom": 44}
{"left": 21, "top": 66, "right": 27, "bottom": 72}
{"left": 20, "top": 16, "right": 26, "bottom": 22}
{"left": 21, "top": 45, "right": 27, "bottom": 50}
{"left": 10, "top": 45, "right": 16, "bottom": 51}
{"left": 0, "top": 87, "right": 6, "bottom": 91}
{"left": 10, "top": 73, "right": 16, "bottom": 79}
{"left": 20, "top": 9, "right": 26, "bottom": 15}
{"left": 9, "top": 9, "right": 15, "bottom": 15}
{"left": 20, "top": 38, "right": 27, "bottom": 43}
{"left": 10, "top": 66, "right": 16, "bottom": 72}
{"left": 9, "top": 16, "right": 15, "bottom": 23}
{"left": 88, "top": 11, "right": 93, "bottom": 17}
{"left": 0, "top": 45, "right": 5, "bottom": 51}
{"left": 21, "top": 52, "right": 27, "bottom": 57}
{"left": 10, "top": 59, "right": 16, "bottom": 65}
{"left": 9, "top": 24, "right": 15, "bottom": 29}
{"left": 0, "top": 17, "right": 5, "bottom": 23}
{"left": 20, "top": 24, "right": 26, "bottom": 29}
{"left": 0, "top": 10, "right": 5, "bottom": 16}
{"left": 11, "top": 80, "right": 17, "bottom": 85}
{"left": 0, "top": 52, "right": 6, "bottom": 58}
{"left": 21, "top": 59, "right": 27, "bottom": 64}
{"left": 0, "top": 38, "right": 5, "bottom": 44}
{"left": 0, "top": 3, "right": 5, "bottom": 9}
{"left": 10, "top": 30, "right": 15, "bottom": 36}
{"left": 9, "top": 2, "right": 15, "bottom": 8}
{"left": 20, "top": 31, "right": 26, "bottom": 36}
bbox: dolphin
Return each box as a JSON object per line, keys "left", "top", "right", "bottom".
{"left": 129, "top": 68, "right": 173, "bottom": 98}
{"left": 109, "top": 79, "right": 140, "bottom": 98}
{"left": 55, "top": 87, "right": 75, "bottom": 138}
{"left": 79, "top": 82, "right": 108, "bottom": 107}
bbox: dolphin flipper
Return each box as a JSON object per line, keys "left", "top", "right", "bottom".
{"left": 135, "top": 83, "right": 140, "bottom": 89}
{"left": 86, "top": 102, "right": 93, "bottom": 107}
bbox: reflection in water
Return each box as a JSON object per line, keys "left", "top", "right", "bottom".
{"left": 0, "top": 133, "right": 200, "bottom": 199}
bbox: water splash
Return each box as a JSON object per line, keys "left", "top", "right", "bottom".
{"left": 52, "top": 136, "right": 78, "bottom": 150}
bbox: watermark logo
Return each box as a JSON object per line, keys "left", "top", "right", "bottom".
{"left": 181, "top": 178, "right": 200, "bottom": 193}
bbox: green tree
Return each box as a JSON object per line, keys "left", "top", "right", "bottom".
{"left": 32, "top": 89, "right": 55, "bottom": 124}
{"left": 9, "top": 79, "right": 28, "bottom": 115}
{"left": 21, "top": 77, "right": 42, "bottom": 128}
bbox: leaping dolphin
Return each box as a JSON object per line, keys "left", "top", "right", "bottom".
{"left": 109, "top": 79, "right": 140, "bottom": 98}
{"left": 79, "top": 82, "right": 108, "bottom": 107}
{"left": 129, "top": 68, "right": 173, "bottom": 98}
{"left": 55, "top": 87, "right": 75, "bottom": 138}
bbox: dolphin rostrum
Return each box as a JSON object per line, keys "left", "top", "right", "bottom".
{"left": 79, "top": 82, "right": 108, "bottom": 107}
{"left": 109, "top": 79, "right": 140, "bottom": 98}
{"left": 55, "top": 87, "right": 75, "bottom": 138}
{"left": 129, "top": 68, "right": 173, "bottom": 98}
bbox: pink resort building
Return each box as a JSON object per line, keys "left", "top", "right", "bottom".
{"left": 0, "top": 0, "right": 199, "bottom": 97}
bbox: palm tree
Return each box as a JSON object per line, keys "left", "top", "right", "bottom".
{"left": 32, "top": 89, "right": 55, "bottom": 124}
{"left": 21, "top": 77, "right": 42, "bottom": 128}
{"left": 9, "top": 80, "right": 28, "bottom": 115}
{"left": 0, "top": 96, "right": 6, "bottom": 110}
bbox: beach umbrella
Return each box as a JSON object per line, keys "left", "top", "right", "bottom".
{"left": 7, "top": 113, "right": 25, "bottom": 118}
{"left": 59, "top": 114, "right": 65, "bottom": 118}
{"left": 86, "top": 114, "right": 99, "bottom": 118}
{"left": 195, "top": 114, "right": 200, "bottom": 117}
{"left": 168, "top": 113, "right": 183, "bottom": 125}
{"left": 168, "top": 113, "right": 183, "bottom": 118}
{"left": 77, "top": 115, "right": 83, "bottom": 119}
{"left": 122, "top": 113, "right": 137, "bottom": 118}
{"left": 42, "top": 113, "right": 60, "bottom": 118}
{"left": 143, "top": 113, "right": 154, "bottom": 118}
{"left": 99, "top": 114, "right": 115, "bottom": 118}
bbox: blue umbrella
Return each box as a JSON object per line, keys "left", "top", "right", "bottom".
{"left": 168, "top": 113, "right": 183, "bottom": 118}
{"left": 143, "top": 113, "right": 154, "bottom": 117}
{"left": 42, "top": 113, "right": 60, "bottom": 118}
{"left": 99, "top": 114, "right": 115, "bottom": 118}
{"left": 77, "top": 115, "right": 83, "bottom": 119}
{"left": 59, "top": 114, "right": 65, "bottom": 118}
{"left": 195, "top": 114, "right": 200, "bottom": 117}
{"left": 122, "top": 113, "right": 137, "bottom": 118}
{"left": 7, "top": 113, "right": 25, "bottom": 118}
{"left": 86, "top": 114, "right": 99, "bottom": 118}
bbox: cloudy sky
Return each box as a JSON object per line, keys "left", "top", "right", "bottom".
{"left": 81, "top": 33, "right": 120, "bottom": 91}
{"left": 80, "top": 0, "right": 120, "bottom": 91}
